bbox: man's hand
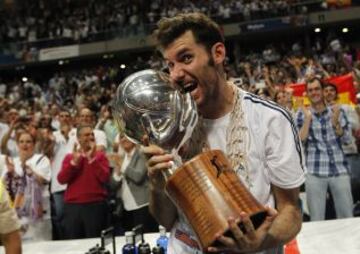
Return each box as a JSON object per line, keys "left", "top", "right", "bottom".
{"left": 85, "top": 142, "right": 97, "bottom": 160}
{"left": 142, "top": 144, "right": 178, "bottom": 230}
{"left": 331, "top": 104, "right": 344, "bottom": 136}
{"left": 297, "top": 97, "right": 312, "bottom": 122}
{"left": 331, "top": 104, "right": 341, "bottom": 126}
{"left": 141, "top": 144, "right": 173, "bottom": 191}
{"left": 107, "top": 153, "right": 123, "bottom": 176}
{"left": 208, "top": 206, "right": 278, "bottom": 253}
{"left": 303, "top": 107, "right": 312, "bottom": 122}
{"left": 71, "top": 143, "right": 83, "bottom": 166}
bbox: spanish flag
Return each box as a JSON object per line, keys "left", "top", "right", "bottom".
{"left": 326, "top": 0, "right": 352, "bottom": 7}
{"left": 286, "top": 73, "right": 356, "bottom": 108}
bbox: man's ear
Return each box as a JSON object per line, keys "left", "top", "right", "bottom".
{"left": 211, "top": 42, "right": 226, "bottom": 65}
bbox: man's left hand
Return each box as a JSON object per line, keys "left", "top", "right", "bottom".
{"left": 86, "top": 142, "right": 97, "bottom": 160}
{"left": 331, "top": 104, "right": 341, "bottom": 125}
{"left": 207, "top": 206, "right": 278, "bottom": 253}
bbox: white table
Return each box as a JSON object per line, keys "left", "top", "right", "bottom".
{"left": 297, "top": 217, "right": 360, "bottom": 254}
{"left": 0, "top": 233, "right": 159, "bottom": 254}
{"left": 1, "top": 218, "right": 360, "bottom": 254}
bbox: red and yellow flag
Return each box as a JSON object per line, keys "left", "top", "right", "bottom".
{"left": 326, "top": 0, "right": 352, "bottom": 7}
{"left": 286, "top": 73, "right": 356, "bottom": 108}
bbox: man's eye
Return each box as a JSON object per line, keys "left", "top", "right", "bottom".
{"left": 166, "top": 62, "right": 174, "bottom": 70}
{"left": 183, "top": 55, "right": 192, "bottom": 63}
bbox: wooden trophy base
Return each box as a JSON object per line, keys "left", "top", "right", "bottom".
{"left": 166, "top": 150, "right": 267, "bottom": 250}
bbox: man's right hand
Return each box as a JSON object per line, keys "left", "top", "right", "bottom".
{"left": 141, "top": 145, "right": 174, "bottom": 191}
{"left": 297, "top": 97, "right": 312, "bottom": 121}
{"left": 71, "top": 143, "right": 83, "bottom": 166}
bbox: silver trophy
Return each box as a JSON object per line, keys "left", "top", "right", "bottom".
{"left": 113, "top": 69, "right": 198, "bottom": 170}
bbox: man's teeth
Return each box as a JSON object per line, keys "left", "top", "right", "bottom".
{"left": 183, "top": 82, "right": 197, "bottom": 93}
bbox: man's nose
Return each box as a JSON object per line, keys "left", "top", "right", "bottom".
{"left": 170, "top": 65, "right": 185, "bottom": 83}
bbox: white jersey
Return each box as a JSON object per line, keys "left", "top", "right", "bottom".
{"left": 168, "top": 90, "right": 306, "bottom": 254}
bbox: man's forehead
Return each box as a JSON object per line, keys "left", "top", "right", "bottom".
{"left": 80, "top": 111, "right": 92, "bottom": 116}
{"left": 324, "top": 86, "right": 336, "bottom": 91}
{"left": 80, "top": 127, "right": 93, "bottom": 134}
{"left": 163, "top": 31, "right": 196, "bottom": 59}
{"left": 307, "top": 80, "right": 321, "bottom": 89}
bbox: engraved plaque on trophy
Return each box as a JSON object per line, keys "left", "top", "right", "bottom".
{"left": 113, "top": 69, "right": 267, "bottom": 250}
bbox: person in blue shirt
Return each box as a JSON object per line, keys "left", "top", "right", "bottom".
{"left": 296, "top": 77, "right": 354, "bottom": 221}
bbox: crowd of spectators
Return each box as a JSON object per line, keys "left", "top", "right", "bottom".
{"left": 0, "top": 0, "right": 353, "bottom": 51}
{"left": 1, "top": 26, "right": 360, "bottom": 243}
{"left": 229, "top": 37, "right": 359, "bottom": 103}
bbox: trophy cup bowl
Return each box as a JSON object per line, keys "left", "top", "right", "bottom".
{"left": 113, "top": 69, "right": 267, "bottom": 250}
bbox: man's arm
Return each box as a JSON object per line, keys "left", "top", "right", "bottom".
{"left": 149, "top": 185, "right": 178, "bottom": 230}
{"left": 57, "top": 153, "right": 83, "bottom": 184}
{"left": 1, "top": 230, "right": 22, "bottom": 254}
{"left": 207, "top": 186, "right": 302, "bottom": 253}
{"left": 143, "top": 145, "right": 178, "bottom": 230}
{"left": 260, "top": 185, "right": 302, "bottom": 249}
{"left": 298, "top": 109, "right": 312, "bottom": 142}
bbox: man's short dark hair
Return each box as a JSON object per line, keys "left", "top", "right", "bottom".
{"left": 306, "top": 77, "right": 324, "bottom": 90}
{"left": 323, "top": 82, "right": 338, "bottom": 95}
{"left": 153, "top": 12, "right": 224, "bottom": 53}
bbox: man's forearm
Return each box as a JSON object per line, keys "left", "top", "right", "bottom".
{"left": 261, "top": 205, "right": 302, "bottom": 249}
{"left": 1, "top": 230, "right": 22, "bottom": 254}
{"left": 299, "top": 119, "right": 311, "bottom": 141}
{"left": 149, "top": 187, "right": 177, "bottom": 230}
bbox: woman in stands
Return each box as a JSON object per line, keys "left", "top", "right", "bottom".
{"left": 2, "top": 131, "right": 52, "bottom": 242}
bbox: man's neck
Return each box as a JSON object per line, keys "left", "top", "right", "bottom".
{"left": 200, "top": 80, "right": 235, "bottom": 119}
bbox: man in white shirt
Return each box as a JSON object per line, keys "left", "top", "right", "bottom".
{"left": 142, "top": 13, "right": 305, "bottom": 254}
{"left": 50, "top": 109, "right": 75, "bottom": 239}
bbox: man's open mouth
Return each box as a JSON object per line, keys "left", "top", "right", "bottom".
{"left": 183, "top": 81, "right": 198, "bottom": 93}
